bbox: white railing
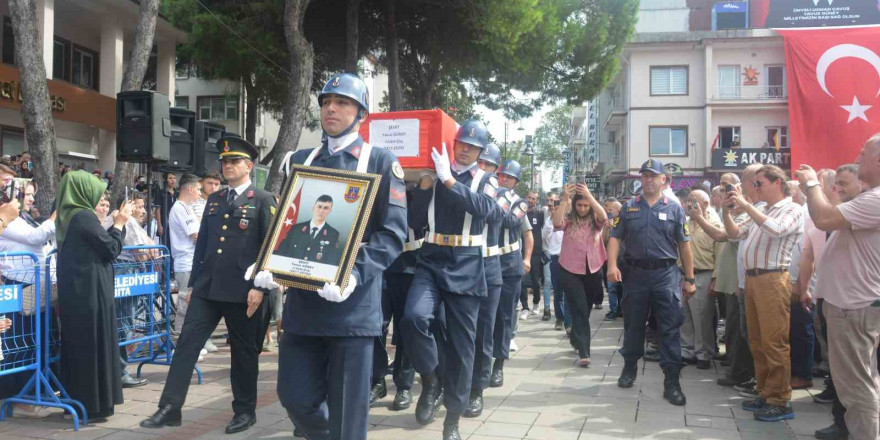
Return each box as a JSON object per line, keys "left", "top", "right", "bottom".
{"left": 715, "top": 85, "right": 787, "bottom": 100}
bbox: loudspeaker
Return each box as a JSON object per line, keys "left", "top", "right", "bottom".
{"left": 116, "top": 91, "right": 171, "bottom": 163}
{"left": 194, "top": 120, "right": 226, "bottom": 176}
{"left": 159, "top": 108, "right": 196, "bottom": 173}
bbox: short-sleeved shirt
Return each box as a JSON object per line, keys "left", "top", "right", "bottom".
{"left": 611, "top": 194, "right": 689, "bottom": 261}
{"left": 816, "top": 186, "right": 880, "bottom": 309}
{"left": 519, "top": 213, "right": 532, "bottom": 244}
{"left": 689, "top": 209, "right": 724, "bottom": 272}
{"left": 168, "top": 200, "right": 200, "bottom": 272}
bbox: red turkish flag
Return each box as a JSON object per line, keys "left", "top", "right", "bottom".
{"left": 779, "top": 26, "right": 880, "bottom": 173}
{"left": 273, "top": 186, "right": 302, "bottom": 251}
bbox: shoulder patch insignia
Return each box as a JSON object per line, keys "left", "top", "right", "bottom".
{"left": 683, "top": 222, "right": 690, "bottom": 236}
{"left": 391, "top": 161, "right": 405, "bottom": 180}
{"left": 483, "top": 176, "right": 498, "bottom": 198}
{"left": 612, "top": 217, "right": 620, "bottom": 228}
{"left": 270, "top": 206, "right": 276, "bottom": 216}
{"left": 513, "top": 201, "right": 528, "bottom": 219}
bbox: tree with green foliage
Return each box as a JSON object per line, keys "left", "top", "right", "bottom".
{"left": 530, "top": 104, "right": 573, "bottom": 182}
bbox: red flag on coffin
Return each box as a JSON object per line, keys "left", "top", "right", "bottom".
{"left": 273, "top": 187, "right": 302, "bottom": 251}
{"left": 779, "top": 27, "right": 880, "bottom": 173}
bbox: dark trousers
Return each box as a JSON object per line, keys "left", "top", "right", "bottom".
{"left": 724, "top": 293, "right": 754, "bottom": 382}
{"left": 372, "top": 287, "right": 393, "bottom": 383}
{"left": 558, "top": 267, "right": 602, "bottom": 359}
{"left": 387, "top": 273, "right": 415, "bottom": 391}
{"left": 521, "top": 255, "right": 543, "bottom": 309}
{"left": 472, "top": 283, "right": 502, "bottom": 391}
{"left": 277, "top": 334, "right": 372, "bottom": 440}
{"left": 549, "top": 256, "right": 566, "bottom": 321}
{"left": 159, "top": 295, "right": 264, "bottom": 415}
{"left": 493, "top": 274, "right": 522, "bottom": 360}
{"left": 620, "top": 265, "right": 685, "bottom": 369}
{"left": 402, "top": 275, "right": 481, "bottom": 415}
{"left": 790, "top": 303, "right": 815, "bottom": 380}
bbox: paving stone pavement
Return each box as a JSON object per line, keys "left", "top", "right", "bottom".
{"left": 0, "top": 300, "right": 833, "bottom": 439}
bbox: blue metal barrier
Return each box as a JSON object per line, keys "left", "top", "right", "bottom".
{"left": 0, "top": 251, "right": 86, "bottom": 430}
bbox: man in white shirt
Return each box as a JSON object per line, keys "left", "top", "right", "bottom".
{"left": 192, "top": 170, "right": 222, "bottom": 221}
{"left": 168, "top": 174, "right": 202, "bottom": 335}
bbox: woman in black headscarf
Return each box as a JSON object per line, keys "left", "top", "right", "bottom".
{"left": 56, "top": 170, "right": 133, "bottom": 420}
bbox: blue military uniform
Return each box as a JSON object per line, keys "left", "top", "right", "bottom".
{"left": 402, "top": 163, "right": 497, "bottom": 420}
{"left": 277, "top": 135, "right": 407, "bottom": 440}
{"left": 491, "top": 188, "right": 528, "bottom": 385}
{"left": 611, "top": 160, "right": 690, "bottom": 371}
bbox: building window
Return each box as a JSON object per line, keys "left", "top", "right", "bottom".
{"left": 649, "top": 126, "right": 687, "bottom": 156}
{"left": 53, "top": 37, "right": 72, "bottom": 81}
{"left": 72, "top": 45, "right": 98, "bottom": 89}
{"left": 198, "top": 96, "right": 238, "bottom": 120}
{"left": 766, "top": 126, "right": 788, "bottom": 148}
{"left": 2, "top": 17, "right": 15, "bottom": 66}
{"left": 765, "top": 65, "right": 786, "bottom": 98}
{"left": 719, "top": 126, "right": 741, "bottom": 149}
{"left": 1, "top": 127, "right": 24, "bottom": 156}
{"left": 174, "top": 96, "right": 189, "bottom": 109}
{"left": 650, "top": 66, "right": 688, "bottom": 96}
{"left": 717, "top": 66, "right": 740, "bottom": 99}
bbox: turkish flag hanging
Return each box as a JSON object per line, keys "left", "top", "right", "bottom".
{"left": 779, "top": 26, "right": 880, "bottom": 172}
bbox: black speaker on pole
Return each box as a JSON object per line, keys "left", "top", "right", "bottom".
{"left": 159, "top": 108, "right": 196, "bottom": 173}
{"left": 194, "top": 120, "right": 226, "bottom": 176}
{"left": 116, "top": 91, "right": 171, "bottom": 163}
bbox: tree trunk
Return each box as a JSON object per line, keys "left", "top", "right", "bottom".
{"left": 111, "top": 0, "right": 159, "bottom": 206}
{"left": 384, "top": 0, "right": 402, "bottom": 111}
{"left": 8, "top": 0, "right": 57, "bottom": 215}
{"left": 265, "top": 0, "right": 315, "bottom": 194}
{"left": 244, "top": 77, "right": 257, "bottom": 145}
{"left": 344, "top": 0, "right": 360, "bottom": 73}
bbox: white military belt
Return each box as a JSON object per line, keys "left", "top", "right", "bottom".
{"left": 424, "top": 232, "right": 484, "bottom": 247}
{"left": 499, "top": 241, "right": 521, "bottom": 255}
{"left": 484, "top": 246, "right": 500, "bottom": 257}
{"left": 403, "top": 239, "right": 424, "bottom": 252}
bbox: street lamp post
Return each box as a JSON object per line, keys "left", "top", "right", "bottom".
{"left": 521, "top": 139, "right": 535, "bottom": 191}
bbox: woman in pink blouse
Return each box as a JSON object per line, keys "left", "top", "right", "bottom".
{"left": 552, "top": 183, "right": 608, "bottom": 367}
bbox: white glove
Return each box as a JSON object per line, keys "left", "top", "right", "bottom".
{"left": 317, "top": 274, "right": 357, "bottom": 303}
{"left": 431, "top": 142, "right": 453, "bottom": 184}
{"left": 245, "top": 264, "right": 280, "bottom": 290}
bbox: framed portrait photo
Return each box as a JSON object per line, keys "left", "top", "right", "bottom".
{"left": 255, "top": 165, "right": 381, "bottom": 291}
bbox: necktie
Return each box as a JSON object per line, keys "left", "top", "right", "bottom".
{"left": 311, "top": 227, "right": 318, "bottom": 239}
{"left": 227, "top": 189, "right": 236, "bottom": 204}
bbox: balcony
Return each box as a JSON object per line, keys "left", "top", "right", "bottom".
{"left": 714, "top": 85, "right": 787, "bottom": 101}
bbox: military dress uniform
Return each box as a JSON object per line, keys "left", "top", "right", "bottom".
{"left": 372, "top": 223, "right": 424, "bottom": 407}
{"left": 402, "top": 163, "right": 497, "bottom": 423}
{"left": 612, "top": 160, "right": 690, "bottom": 382}
{"left": 277, "top": 136, "right": 407, "bottom": 440}
{"left": 151, "top": 137, "right": 275, "bottom": 423}
{"left": 490, "top": 188, "right": 529, "bottom": 386}
{"left": 276, "top": 220, "right": 341, "bottom": 262}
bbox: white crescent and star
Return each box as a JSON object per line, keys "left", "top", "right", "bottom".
{"left": 815, "top": 43, "right": 880, "bottom": 123}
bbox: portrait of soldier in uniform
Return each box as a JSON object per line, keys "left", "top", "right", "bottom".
{"left": 275, "top": 194, "right": 341, "bottom": 263}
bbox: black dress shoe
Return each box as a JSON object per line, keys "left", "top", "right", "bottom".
{"left": 140, "top": 404, "right": 182, "bottom": 428}
{"left": 225, "top": 413, "right": 256, "bottom": 434}
{"left": 369, "top": 379, "right": 387, "bottom": 407}
{"left": 716, "top": 376, "right": 742, "bottom": 387}
{"left": 489, "top": 359, "right": 504, "bottom": 388}
{"left": 391, "top": 389, "right": 412, "bottom": 411}
{"left": 541, "top": 310, "right": 551, "bottom": 321}
{"left": 121, "top": 372, "right": 149, "bottom": 388}
{"left": 463, "top": 389, "right": 483, "bottom": 418}
{"left": 696, "top": 359, "right": 711, "bottom": 370}
{"left": 618, "top": 360, "right": 637, "bottom": 388}
{"left": 815, "top": 423, "right": 848, "bottom": 440}
{"left": 415, "top": 374, "right": 441, "bottom": 425}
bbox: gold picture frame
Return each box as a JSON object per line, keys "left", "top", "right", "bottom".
{"left": 254, "top": 164, "right": 381, "bottom": 291}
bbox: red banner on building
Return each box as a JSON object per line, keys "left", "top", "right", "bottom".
{"left": 779, "top": 26, "right": 880, "bottom": 172}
